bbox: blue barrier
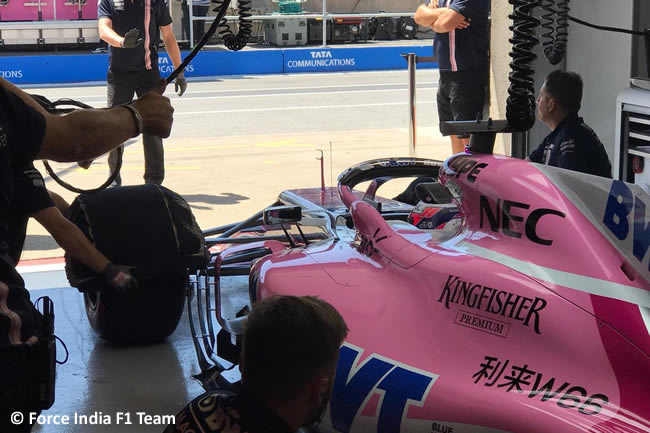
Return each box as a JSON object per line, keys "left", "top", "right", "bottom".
{"left": 0, "top": 44, "right": 436, "bottom": 85}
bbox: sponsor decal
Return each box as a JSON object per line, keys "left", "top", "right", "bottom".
{"left": 431, "top": 422, "right": 453, "bottom": 433}
{"left": 0, "top": 70, "right": 23, "bottom": 79}
{"left": 479, "top": 195, "right": 566, "bottom": 246}
{"left": 604, "top": 180, "right": 650, "bottom": 271}
{"left": 287, "top": 50, "right": 356, "bottom": 69}
{"left": 455, "top": 310, "right": 510, "bottom": 338}
{"left": 447, "top": 157, "right": 488, "bottom": 184}
{"left": 438, "top": 275, "right": 546, "bottom": 334}
{"left": 473, "top": 356, "right": 609, "bottom": 416}
{"left": 331, "top": 344, "right": 437, "bottom": 433}
{"left": 158, "top": 56, "right": 194, "bottom": 74}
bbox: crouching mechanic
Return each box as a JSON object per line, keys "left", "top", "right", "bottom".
{"left": 0, "top": 76, "right": 173, "bottom": 432}
{"left": 164, "top": 295, "right": 349, "bottom": 433}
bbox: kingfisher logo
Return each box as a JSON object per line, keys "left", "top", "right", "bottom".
{"left": 330, "top": 344, "right": 437, "bottom": 433}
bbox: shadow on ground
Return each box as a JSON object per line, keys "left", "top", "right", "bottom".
{"left": 23, "top": 234, "right": 59, "bottom": 251}
{"left": 183, "top": 193, "right": 249, "bottom": 210}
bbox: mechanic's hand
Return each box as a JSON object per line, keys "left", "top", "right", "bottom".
{"left": 102, "top": 263, "right": 138, "bottom": 291}
{"left": 120, "top": 28, "right": 143, "bottom": 49}
{"left": 428, "top": 0, "right": 438, "bottom": 8}
{"left": 131, "top": 85, "right": 174, "bottom": 138}
{"left": 174, "top": 73, "right": 187, "bottom": 97}
{"left": 456, "top": 19, "right": 470, "bottom": 29}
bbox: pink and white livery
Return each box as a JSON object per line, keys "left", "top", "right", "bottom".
{"left": 193, "top": 154, "right": 650, "bottom": 433}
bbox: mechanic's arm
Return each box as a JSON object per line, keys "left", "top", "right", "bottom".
{"left": 33, "top": 207, "right": 110, "bottom": 274}
{"left": 414, "top": 4, "right": 446, "bottom": 27}
{"left": 98, "top": 18, "right": 124, "bottom": 48}
{"left": 161, "top": 24, "right": 182, "bottom": 70}
{"left": 0, "top": 76, "right": 174, "bottom": 162}
{"left": 432, "top": 8, "right": 470, "bottom": 33}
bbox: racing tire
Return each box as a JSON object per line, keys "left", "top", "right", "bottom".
{"left": 83, "top": 274, "right": 187, "bottom": 344}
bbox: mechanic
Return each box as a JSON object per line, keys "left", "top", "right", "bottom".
{"left": 529, "top": 70, "right": 612, "bottom": 178}
{"left": 98, "top": 0, "right": 186, "bottom": 186}
{"left": 0, "top": 76, "right": 173, "bottom": 433}
{"left": 414, "top": 0, "right": 490, "bottom": 155}
{"left": 6, "top": 168, "right": 137, "bottom": 291}
{"left": 164, "top": 295, "right": 349, "bottom": 433}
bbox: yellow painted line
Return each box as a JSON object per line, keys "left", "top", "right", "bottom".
{"left": 166, "top": 144, "right": 249, "bottom": 152}
{"left": 255, "top": 139, "right": 312, "bottom": 148}
{"left": 75, "top": 165, "right": 201, "bottom": 173}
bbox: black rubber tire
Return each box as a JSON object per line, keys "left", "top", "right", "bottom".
{"left": 83, "top": 274, "right": 187, "bottom": 344}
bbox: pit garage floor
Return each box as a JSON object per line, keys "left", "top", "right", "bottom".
{"left": 15, "top": 69, "right": 507, "bottom": 432}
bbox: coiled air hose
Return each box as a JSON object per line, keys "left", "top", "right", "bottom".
{"left": 539, "top": 0, "right": 569, "bottom": 65}
{"left": 506, "top": 0, "right": 539, "bottom": 132}
{"left": 214, "top": 0, "right": 252, "bottom": 51}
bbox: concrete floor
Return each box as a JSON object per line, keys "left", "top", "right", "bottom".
{"left": 20, "top": 68, "right": 496, "bottom": 262}
{"left": 14, "top": 69, "right": 505, "bottom": 432}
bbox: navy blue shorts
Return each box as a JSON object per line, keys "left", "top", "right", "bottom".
{"left": 437, "top": 67, "right": 488, "bottom": 138}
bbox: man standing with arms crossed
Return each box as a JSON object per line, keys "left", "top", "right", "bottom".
{"left": 98, "top": 0, "right": 187, "bottom": 186}
{"left": 415, "top": 0, "right": 490, "bottom": 155}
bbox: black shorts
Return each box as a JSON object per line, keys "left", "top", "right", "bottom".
{"left": 437, "top": 67, "right": 488, "bottom": 138}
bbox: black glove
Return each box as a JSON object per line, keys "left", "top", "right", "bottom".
{"left": 102, "top": 263, "right": 138, "bottom": 291}
{"left": 175, "top": 73, "right": 187, "bottom": 97}
{"left": 121, "top": 28, "right": 143, "bottom": 49}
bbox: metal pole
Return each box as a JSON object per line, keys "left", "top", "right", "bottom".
{"left": 189, "top": 0, "right": 195, "bottom": 49}
{"left": 407, "top": 53, "right": 417, "bottom": 157}
{"left": 322, "top": 0, "right": 327, "bottom": 47}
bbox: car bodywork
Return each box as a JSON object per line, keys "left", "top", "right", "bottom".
{"left": 191, "top": 154, "right": 650, "bottom": 433}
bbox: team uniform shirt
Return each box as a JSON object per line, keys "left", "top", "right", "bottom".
{"left": 529, "top": 112, "right": 613, "bottom": 178}
{"left": 98, "top": 0, "right": 173, "bottom": 72}
{"left": 7, "top": 165, "right": 54, "bottom": 265}
{"left": 0, "top": 85, "right": 47, "bottom": 286}
{"left": 164, "top": 389, "right": 293, "bottom": 433}
{"left": 433, "top": 0, "right": 490, "bottom": 72}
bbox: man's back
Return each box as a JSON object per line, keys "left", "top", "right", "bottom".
{"left": 530, "top": 113, "right": 612, "bottom": 178}
{"left": 165, "top": 389, "right": 293, "bottom": 433}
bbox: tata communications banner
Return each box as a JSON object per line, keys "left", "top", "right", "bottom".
{"left": 0, "top": 45, "right": 435, "bottom": 85}
{"left": 284, "top": 45, "right": 437, "bottom": 73}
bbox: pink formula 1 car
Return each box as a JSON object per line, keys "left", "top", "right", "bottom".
{"left": 190, "top": 154, "right": 650, "bottom": 433}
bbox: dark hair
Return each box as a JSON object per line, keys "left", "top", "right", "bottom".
{"left": 241, "top": 296, "right": 349, "bottom": 401}
{"left": 544, "top": 70, "right": 583, "bottom": 113}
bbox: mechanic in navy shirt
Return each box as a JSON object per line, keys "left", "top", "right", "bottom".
{"left": 529, "top": 70, "right": 612, "bottom": 178}
{"left": 98, "top": 0, "right": 186, "bottom": 186}
{"left": 415, "top": 0, "right": 490, "bottom": 155}
{"left": 0, "top": 76, "right": 173, "bottom": 432}
{"left": 164, "top": 296, "right": 349, "bottom": 433}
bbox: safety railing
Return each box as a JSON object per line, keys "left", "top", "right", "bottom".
{"left": 185, "top": 0, "right": 417, "bottom": 48}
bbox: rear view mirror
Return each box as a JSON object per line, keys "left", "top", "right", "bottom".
{"left": 263, "top": 206, "right": 302, "bottom": 225}
{"left": 415, "top": 182, "right": 453, "bottom": 204}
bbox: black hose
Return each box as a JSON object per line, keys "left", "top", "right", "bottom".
{"left": 506, "top": 0, "right": 539, "bottom": 132}
{"left": 539, "top": 0, "right": 569, "bottom": 65}
{"left": 214, "top": 0, "right": 253, "bottom": 51}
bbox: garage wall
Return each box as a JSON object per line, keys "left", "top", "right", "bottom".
{"left": 564, "top": 1, "right": 634, "bottom": 161}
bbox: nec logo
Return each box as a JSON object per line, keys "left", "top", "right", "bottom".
{"left": 310, "top": 50, "right": 332, "bottom": 59}
{"left": 480, "top": 196, "right": 566, "bottom": 246}
{"left": 330, "top": 344, "right": 437, "bottom": 433}
{"left": 603, "top": 181, "right": 650, "bottom": 271}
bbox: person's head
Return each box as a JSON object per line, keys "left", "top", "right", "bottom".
{"left": 240, "top": 295, "right": 348, "bottom": 429}
{"left": 537, "top": 70, "right": 583, "bottom": 127}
